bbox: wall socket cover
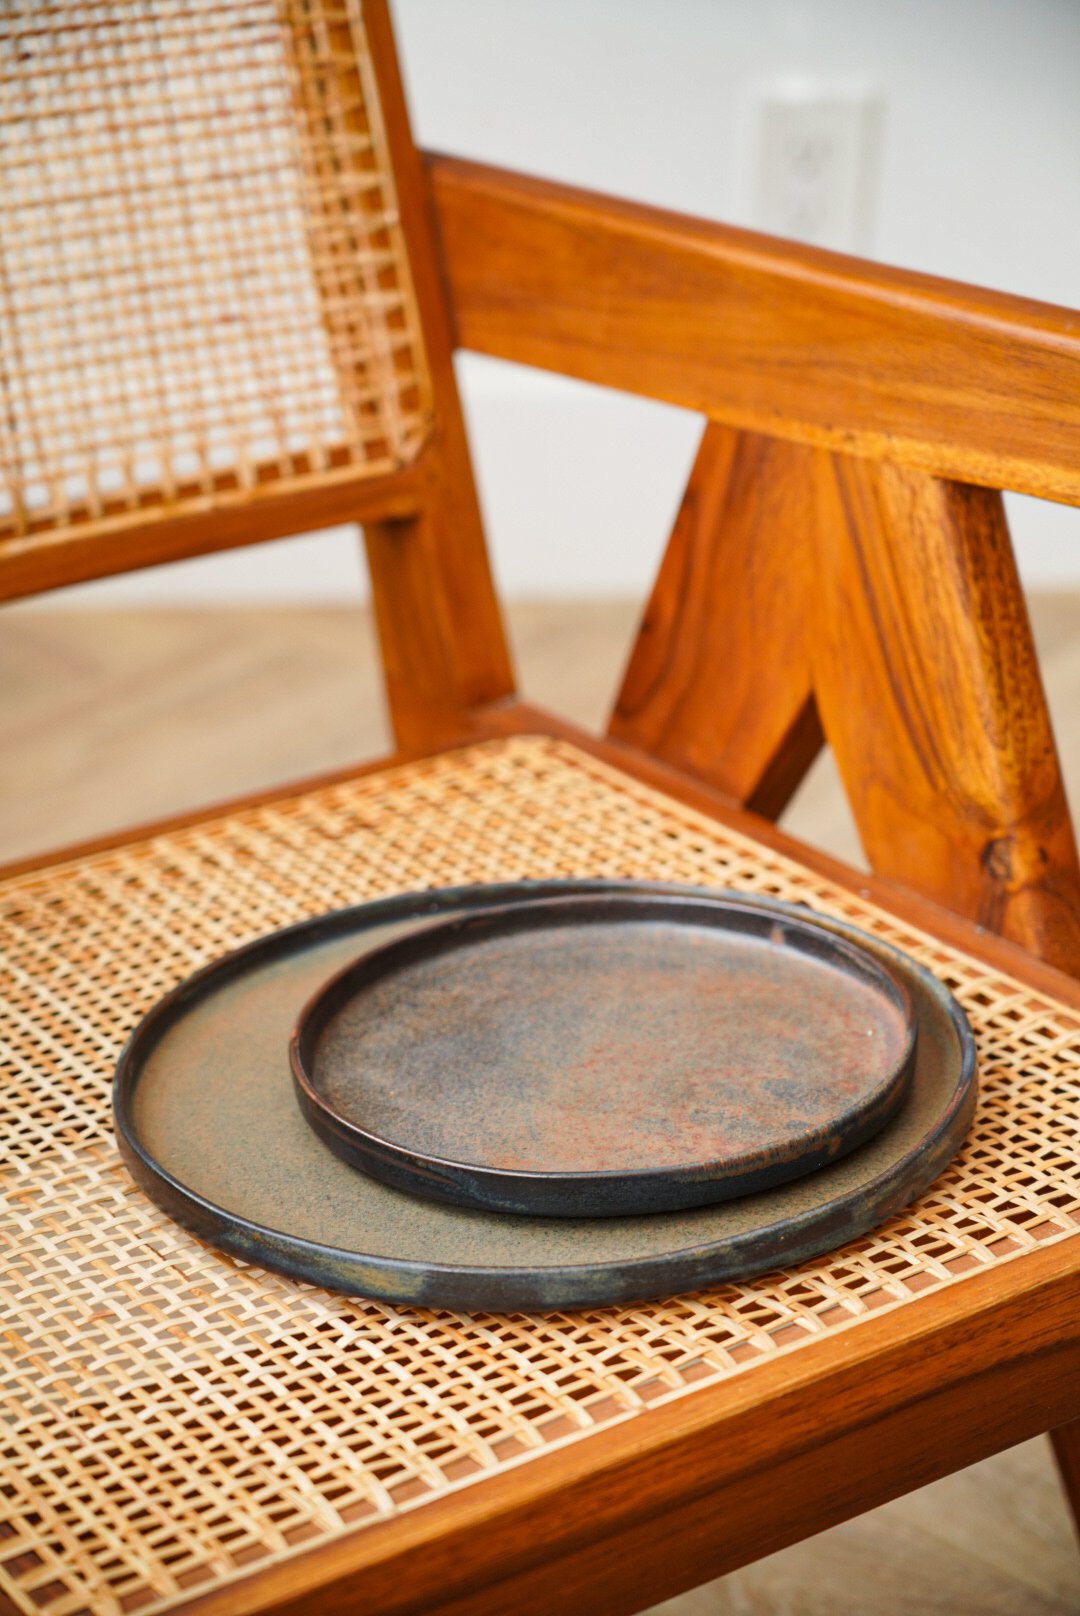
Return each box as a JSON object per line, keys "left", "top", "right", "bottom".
{"left": 750, "top": 81, "right": 883, "bottom": 254}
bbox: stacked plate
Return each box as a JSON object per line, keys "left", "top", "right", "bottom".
{"left": 114, "top": 881, "right": 977, "bottom": 1310}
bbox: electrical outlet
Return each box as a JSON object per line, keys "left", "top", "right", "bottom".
{"left": 753, "top": 83, "right": 882, "bottom": 253}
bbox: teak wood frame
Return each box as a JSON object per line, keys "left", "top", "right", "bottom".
{"left": 6, "top": 3, "right": 1080, "bottom": 1612}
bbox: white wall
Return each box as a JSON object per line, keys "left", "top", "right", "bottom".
{"left": 44, "top": 0, "right": 1080, "bottom": 606}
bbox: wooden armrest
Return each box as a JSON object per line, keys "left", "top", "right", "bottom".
{"left": 424, "top": 151, "right": 1080, "bottom": 508}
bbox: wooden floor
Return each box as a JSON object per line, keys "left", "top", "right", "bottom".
{"left": 5, "top": 596, "right": 1080, "bottom": 1613}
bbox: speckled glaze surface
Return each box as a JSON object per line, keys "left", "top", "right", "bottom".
{"left": 113, "top": 881, "right": 977, "bottom": 1311}
{"left": 290, "top": 892, "right": 917, "bottom": 1217}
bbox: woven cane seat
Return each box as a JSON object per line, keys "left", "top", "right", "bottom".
{"left": 2, "top": 735, "right": 1079, "bottom": 1615}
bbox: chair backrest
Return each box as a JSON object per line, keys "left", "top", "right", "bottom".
{"left": 1, "top": 2, "right": 412, "bottom": 575}
{"left": 0, "top": 0, "right": 513, "bottom": 743}
{"left": 7, "top": 3, "right": 1080, "bottom": 980}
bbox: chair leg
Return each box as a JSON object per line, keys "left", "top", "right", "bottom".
{"left": 1051, "top": 1420, "right": 1080, "bottom": 1544}
{"left": 811, "top": 455, "right": 1080, "bottom": 974}
{"left": 609, "top": 423, "right": 824, "bottom": 816}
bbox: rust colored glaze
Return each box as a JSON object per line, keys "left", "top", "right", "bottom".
{"left": 113, "top": 880, "right": 976, "bottom": 1311}
{"left": 290, "top": 893, "right": 917, "bottom": 1217}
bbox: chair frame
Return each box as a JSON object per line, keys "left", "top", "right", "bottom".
{"left": 5, "top": 3, "right": 1080, "bottom": 1612}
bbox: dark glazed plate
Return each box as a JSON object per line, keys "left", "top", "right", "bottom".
{"left": 289, "top": 893, "right": 918, "bottom": 1216}
{"left": 113, "top": 881, "right": 977, "bottom": 1312}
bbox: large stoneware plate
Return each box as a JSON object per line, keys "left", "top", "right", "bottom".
{"left": 114, "top": 881, "right": 977, "bottom": 1311}
{"left": 290, "top": 891, "right": 917, "bottom": 1217}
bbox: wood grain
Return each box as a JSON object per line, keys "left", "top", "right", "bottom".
{"left": 0, "top": 463, "right": 422, "bottom": 604}
{"left": 610, "top": 423, "right": 823, "bottom": 816}
{"left": 649, "top": 1438, "right": 1080, "bottom": 1615}
{"left": 479, "top": 701, "right": 1080, "bottom": 1009}
{"left": 811, "top": 455, "right": 1080, "bottom": 974}
{"left": 181, "top": 1239, "right": 1080, "bottom": 1616}
{"left": 359, "top": 1, "right": 514, "bottom": 750}
{"left": 427, "top": 152, "right": 1080, "bottom": 508}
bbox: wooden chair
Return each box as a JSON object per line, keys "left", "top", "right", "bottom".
{"left": 3, "top": 4, "right": 1079, "bottom": 1613}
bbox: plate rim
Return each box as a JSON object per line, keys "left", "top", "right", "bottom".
{"left": 113, "top": 880, "right": 977, "bottom": 1310}
{"left": 289, "top": 890, "right": 919, "bottom": 1217}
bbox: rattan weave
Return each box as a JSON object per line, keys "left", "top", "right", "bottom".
{"left": 0, "top": 0, "right": 430, "bottom": 547}
{"left": 2, "top": 735, "right": 1079, "bottom": 1616}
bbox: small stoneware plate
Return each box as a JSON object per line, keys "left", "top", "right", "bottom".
{"left": 113, "top": 881, "right": 977, "bottom": 1312}
{"left": 289, "top": 892, "right": 918, "bottom": 1217}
